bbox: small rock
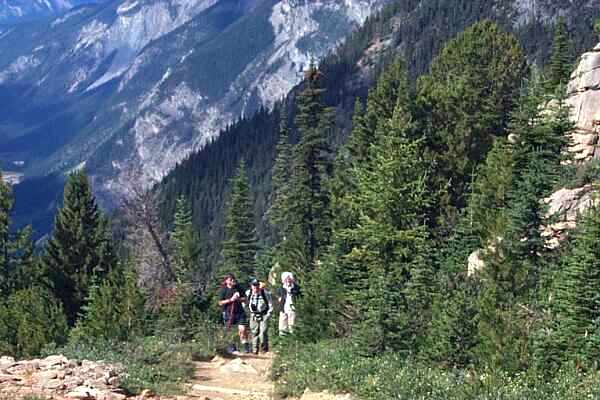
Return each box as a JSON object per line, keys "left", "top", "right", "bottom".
{"left": 0, "top": 373, "right": 20, "bottom": 383}
{"left": 35, "top": 370, "right": 58, "bottom": 380}
{"left": 65, "top": 377, "right": 85, "bottom": 389}
{"left": 42, "top": 355, "right": 68, "bottom": 368}
{"left": 107, "top": 392, "right": 127, "bottom": 400}
{"left": 218, "top": 358, "right": 258, "bottom": 375}
{"left": 66, "top": 385, "right": 100, "bottom": 399}
{"left": 0, "top": 356, "right": 15, "bottom": 367}
{"left": 107, "top": 376, "right": 120, "bottom": 386}
{"left": 43, "top": 378, "right": 66, "bottom": 390}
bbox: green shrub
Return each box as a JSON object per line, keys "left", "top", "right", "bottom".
{"left": 273, "top": 339, "right": 600, "bottom": 400}
{"left": 0, "top": 286, "right": 68, "bottom": 358}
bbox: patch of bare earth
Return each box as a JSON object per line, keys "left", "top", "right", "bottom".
{"left": 184, "top": 353, "right": 274, "bottom": 400}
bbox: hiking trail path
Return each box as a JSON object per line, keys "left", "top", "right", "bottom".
{"left": 185, "top": 352, "right": 274, "bottom": 400}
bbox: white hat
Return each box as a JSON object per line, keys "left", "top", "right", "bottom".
{"left": 281, "top": 271, "right": 294, "bottom": 284}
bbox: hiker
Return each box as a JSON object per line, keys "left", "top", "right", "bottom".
{"left": 245, "top": 278, "right": 273, "bottom": 354}
{"left": 218, "top": 273, "right": 250, "bottom": 353}
{"left": 277, "top": 271, "right": 301, "bottom": 335}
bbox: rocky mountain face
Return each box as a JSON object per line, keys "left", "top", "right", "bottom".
{"left": 469, "top": 40, "right": 600, "bottom": 274}
{"left": 0, "top": 0, "right": 386, "bottom": 207}
{"left": 540, "top": 41, "right": 600, "bottom": 248}
{"left": 0, "top": 0, "right": 100, "bottom": 24}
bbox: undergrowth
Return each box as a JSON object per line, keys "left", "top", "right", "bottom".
{"left": 272, "top": 339, "right": 600, "bottom": 400}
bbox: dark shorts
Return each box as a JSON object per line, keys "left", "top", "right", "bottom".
{"left": 223, "top": 310, "right": 247, "bottom": 327}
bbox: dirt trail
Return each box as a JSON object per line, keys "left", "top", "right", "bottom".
{"left": 185, "top": 352, "right": 274, "bottom": 400}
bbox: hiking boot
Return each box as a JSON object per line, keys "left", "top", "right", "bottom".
{"left": 243, "top": 342, "right": 251, "bottom": 353}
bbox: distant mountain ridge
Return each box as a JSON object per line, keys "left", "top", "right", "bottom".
{"left": 0, "top": 0, "right": 387, "bottom": 208}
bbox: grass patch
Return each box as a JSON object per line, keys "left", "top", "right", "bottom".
{"left": 272, "top": 339, "right": 600, "bottom": 400}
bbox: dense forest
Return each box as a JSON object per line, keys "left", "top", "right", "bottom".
{"left": 1, "top": 0, "right": 600, "bottom": 398}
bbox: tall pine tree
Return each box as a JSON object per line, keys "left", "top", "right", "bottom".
{"left": 220, "top": 162, "right": 258, "bottom": 286}
{"left": 547, "top": 17, "right": 573, "bottom": 91}
{"left": 282, "top": 65, "right": 334, "bottom": 275}
{"left": 417, "top": 20, "right": 527, "bottom": 231}
{"left": 41, "top": 170, "right": 116, "bottom": 325}
{"left": 337, "top": 90, "right": 433, "bottom": 356}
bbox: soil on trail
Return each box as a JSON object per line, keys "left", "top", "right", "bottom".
{"left": 186, "top": 352, "right": 274, "bottom": 400}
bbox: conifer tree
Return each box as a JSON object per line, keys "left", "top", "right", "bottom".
{"left": 0, "top": 173, "right": 13, "bottom": 294}
{"left": 0, "top": 286, "right": 68, "bottom": 357}
{"left": 0, "top": 174, "right": 40, "bottom": 295}
{"left": 475, "top": 78, "right": 571, "bottom": 370}
{"left": 282, "top": 65, "right": 335, "bottom": 272}
{"left": 339, "top": 99, "right": 432, "bottom": 356}
{"left": 425, "top": 277, "right": 480, "bottom": 368}
{"left": 417, "top": 20, "right": 527, "bottom": 230}
{"left": 41, "top": 170, "right": 116, "bottom": 325}
{"left": 547, "top": 17, "right": 573, "bottom": 90}
{"left": 268, "top": 106, "right": 293, "bottom": 243}
{"left": 220, "top": 162, "right": 258, "bottom": 285}
{"left": 535, "top": 205, "right": 600, "bottom": 371}
{"left": 171, "top": 196, "right": 203, "bottom": 285}
{"left": 73, "top": 263, "right": 145, "bottom": 342}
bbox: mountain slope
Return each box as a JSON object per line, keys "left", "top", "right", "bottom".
{"left": 157, "top": 0, "right": 600, "bottom": 270}
{"left": 0, "top": 0, "right": 387, "bottom": 208}
{"left": 0, "top": 0, "right": 101, "bottom": 24}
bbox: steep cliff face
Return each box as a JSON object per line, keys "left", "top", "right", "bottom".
{"left": 541, "top": 41, "right": 600, "bottom": 248}
{"left": 0, "top": 0, "right": 386, "bottom": 205}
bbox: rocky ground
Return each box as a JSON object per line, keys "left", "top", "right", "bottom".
{"left": 0, "top": 352, "right": 351, "bottom": 400}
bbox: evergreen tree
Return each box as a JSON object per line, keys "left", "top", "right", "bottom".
{"left": 0, "top": 286, "right": 68, "bottom": 357}
{"left": 331, "top": 60, "right": 415, "bottom": 326}
{"left": 282, "top": 65, "right": 335, "bottom": 273}
{"left": 171, "top": 196, "right": 203, "bottom": 285}
{"left": 547, "top": 17, "right": 573, "bottom": 91}
{"left": 339, "top": 100, "right": 433, "bottom": 356}
{"left": 535, "top": 205, "right": 600, "bottom": 371}
{"left": 41, "top": 170, "right": 116, "bottom": 325}
{"left": 0, "top": 173, "right": 13, "bottom": 295}
{"left": 417, "top": 20, "right": 527, "bottom": 230}
{"left": 268, "top": 106, "right": 293, "bottom": 243}
{"left": 475, "top": 78, "right": 571, "bottom": 371}
{"left": 425, "top": 277, "right": 480, "bottom": 368}
{"left": 220, "top": 162, "right": 258, "bottom": 286}
{"left": 72, "top": 263, "right": 145, "bottom": 342}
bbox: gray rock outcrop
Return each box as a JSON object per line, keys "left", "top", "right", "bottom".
{"left": 0, "top": 355, "right": 126, "bottom": 400}
{"left": 566, "top": 43, "right": 600, "bottom": 163}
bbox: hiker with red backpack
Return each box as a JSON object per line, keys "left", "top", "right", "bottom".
{"left": 245, "top": 278, "right": 273, "bottom": 354}
{"left": 218, "top": 273, "right": 251, "bottom": 353}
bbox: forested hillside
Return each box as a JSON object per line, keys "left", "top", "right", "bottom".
{"left": 158, "top": 0, "right": 599, "bottom": 273}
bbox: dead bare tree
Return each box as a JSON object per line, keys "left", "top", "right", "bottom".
{"left": 119, "top": 169, "right": 174, "bottom": 310}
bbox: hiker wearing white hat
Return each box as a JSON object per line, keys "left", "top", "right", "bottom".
{"left": 277, "top": 272, "right": 301, "bottom": 335}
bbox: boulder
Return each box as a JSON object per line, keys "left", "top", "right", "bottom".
{"left": 41, "top": 355, "right": 69, "bottom": 368}
{"left": 218, "top": 358, "right": 258, "bottom": 375}
{"left": 43, "top": 378, "right": 66, "bottom": 390}
{"left": 541, "top": 185, "right": 598, "bottom": 247}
